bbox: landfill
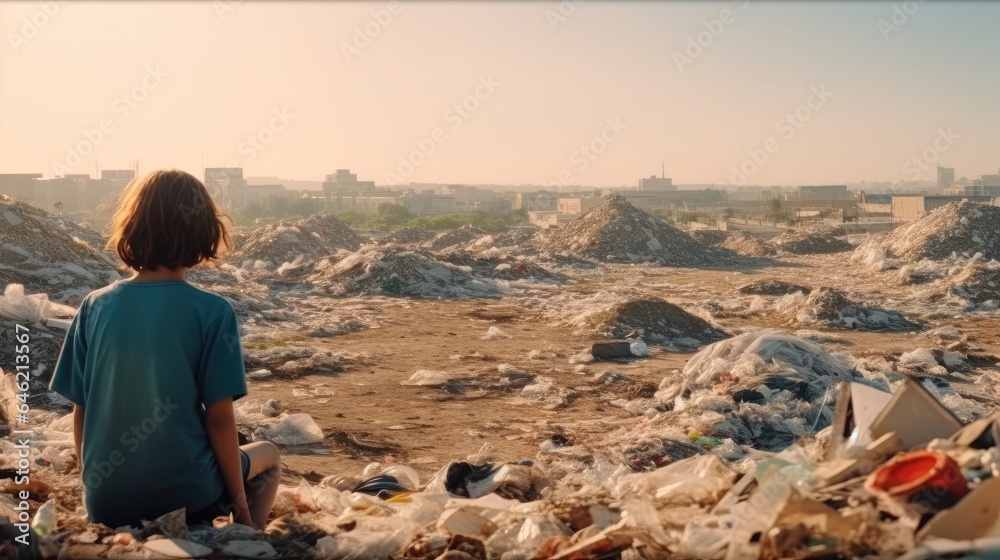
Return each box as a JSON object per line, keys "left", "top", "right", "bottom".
{"left": 583, "top": 298, "right": 729, "bottom": 350}
{"left": 720, "top": 232, "right": 776, "bottom": 257}
{"left": 769, "top": 231, "right": 854, "bottom": 255}
{"left": 8, "top": 198, "right": 1000, "bottom": 560}
{"left": 423, "top": 226, "right": 489, "bottom": 252}
{"left": 306, "top": 244, "right": 503, "bottom": 299}
{"left": 859, "top": 200, "right": 1000, "bottom": 262}
{"left": 779, "top": 287, "right": 923, "bottom": 331}
{"left": 227, "top": 214, "right": 363, "bottom": 269}
{"left": 537, "top": 195, "right": 743, "bottom": 266}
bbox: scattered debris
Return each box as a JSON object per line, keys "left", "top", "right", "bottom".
{"left": 771, "top": 231, "right": 854, "bottom": 255}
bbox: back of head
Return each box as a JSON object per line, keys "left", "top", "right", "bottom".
{"left": 108, "top": 169, "right": 231, "bottom": 271}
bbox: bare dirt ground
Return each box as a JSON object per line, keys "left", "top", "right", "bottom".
{"left": 254, "top": 253, "right": 1000, "bottom": 487}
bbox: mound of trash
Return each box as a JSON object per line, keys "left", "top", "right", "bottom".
{"left": 0, "top": 196, "right": 121, "bottom": 301}
{"left": 770, "top": 231, "right": 853, "bottom": 254}
{"left": 937, "top": 259, "right": 1000, "bottom": 310}
{"left": 863, "top": 200, "right": 1000, "bottom": 262}
{"left": 423, "top": 225, "right": 488, "bottom": 252}
{"left": 376, "top": 227, "right": 435, "bottom": 246}
{"left": 227, "top": 214, "right": 362, "bottom": 268}
{"left": 720, "top": 231, "right": 775, "bottom": 257}
{"left": 586, "top": 298, "right": 729, "bottom": 350}
{"left": 782, "top": 287, "right": 922, "bottom": 331}
{"left": 462, "top": 228, "right": 537, "bottom": 255}
{"left": 738, "top": 279, "right": 811, "bottom": 296}
{"left": 654, "top": 330, "right": 863, "bottom": 451}
{"left": 308, "top": 244, "right": 501, "bottom": 298}
{"left": 539, "top": 195, "right": 738, "bottom": 266}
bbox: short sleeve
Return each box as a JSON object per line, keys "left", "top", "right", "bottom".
{"left": 198, "top": 303, "right": 247, "bottom": 406}
{"left": 49, "top": 301, "right": 89, "bottom": 406}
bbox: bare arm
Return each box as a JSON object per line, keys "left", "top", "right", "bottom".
{"left": 73, "top": 404, "right": 84, "bottom": 468}
{"left": 205, "top": 398, "right": 254, "bottom": 528}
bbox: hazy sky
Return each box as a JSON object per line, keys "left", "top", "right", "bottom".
{"left": 2, "top": 1, "right": 997, "bottom": 187}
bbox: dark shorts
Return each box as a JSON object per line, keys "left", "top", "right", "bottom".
{"left": 186, "top": 449, "right": 251, "bottom": 526}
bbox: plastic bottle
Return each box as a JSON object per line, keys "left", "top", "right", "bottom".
{"left": 31, "top": 501, "right": 57, "bottom": 538}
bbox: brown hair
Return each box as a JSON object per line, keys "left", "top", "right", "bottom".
{"left": 107, "top": 169, "right": 231, "bottom": 271}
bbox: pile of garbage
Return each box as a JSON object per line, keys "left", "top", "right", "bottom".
{"left": 918, "top": 257, "right": 1000, "bottom": 312}
{"left": 860, "top": 200, "right": 1000, "bottom": 262}
{"left": 781, "top": 287, "right": 923, "bottom": 331}
{"left": 307, "top": 244, "right": 502, "bottom": 298}
{"left": 738, "top": 279, "right": 812, "bottom": 296}
{"left": 227, "top": 214, "right": 362, "bottom": 268}
{"left": 583, "top": 298, "right": 729, "bottom": 350}
{"left": 721, "top": 231, "right": 776, "bottom": 257}
{"left": 461, "top": 229, "right": 537, "bottom": 256}
{"left": 423, "top": 225, "right": 488, "bottom": 252}
{"left": 652, "top": 330, "right": 865, "bottom": 452}
{"left": 0, "top": 196, "right": 121, "bottom": 301}
{"left": 770, "top": 231, "right": 854, "bottom": 255}
{"left": 375, "top": 227, "right": 435, "bottom": 246}
{"left": 538, "top": 195, "right": 739, "bottom": 266}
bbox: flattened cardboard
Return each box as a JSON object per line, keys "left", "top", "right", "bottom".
{"left": 918, "top": 475, "right": 1000, "bottom": 541}
{"left": 870, "top": 378, "right": 963, "bottom": 450}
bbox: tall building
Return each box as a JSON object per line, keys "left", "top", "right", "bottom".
{"left": 204, "top": 168, "right": 248, "bottom": 209}
{"left": 937, "top": 166, "right": 955, "bottom": 190}
{"left": 322, "top": 169, "right": 375, "bottom": 194}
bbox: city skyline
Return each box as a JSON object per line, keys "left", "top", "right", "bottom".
{"left": 2, "top": 1, "right": 999, "bottom": 187}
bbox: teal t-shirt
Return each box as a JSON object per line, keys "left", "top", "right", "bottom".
{"left": 49, "top": 278, "right": 247, "bottom": 528}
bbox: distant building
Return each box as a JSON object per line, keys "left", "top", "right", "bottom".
{"left": 892, "top": 195, "right": 993, "bottom": 223}
{"left": 204, "top": 167, "right": 248, "bottom": 209}
{"left": 937, "top": 166, "right": 955, "bottom": 190}
{"left": 0, "top": 174, "right": 43, "bottom": 202}
{"left": 795, "top": 185, "right": 849, "bottom": 200}
{"left": 639, "top": 175, "right": 675, "bottom": 191}
{"left": 397, "top": 190, "right": 456, "bottom": 215}
{"left": 557, "top": 196, "right": 603, "bottom": 215}
{"left": 322, "top": 169, "right": 375, "bottom": 194}
{"left": 514, "top": 191, "right": 558, "bottom": 212}
{"left": 944, "top": 172, "right": 1000, "bottom": 197}
{"left": 245, "top": 184, "right": 285, "bottom": 205}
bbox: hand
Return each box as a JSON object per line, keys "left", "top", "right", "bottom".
{"left": 235, "top": 509, "right": 258, "bottom": 531}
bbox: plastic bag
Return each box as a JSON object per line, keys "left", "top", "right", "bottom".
{"left": 253, "top": 413, "right": 324, "bottom": 445}
{"left": 612, "top": 454, "right": 737, "bottom": 507}
{"left": 0, "top": 284, "right": 51, "bottom": 324}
